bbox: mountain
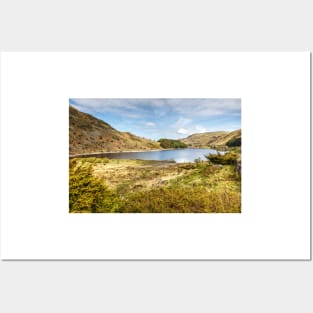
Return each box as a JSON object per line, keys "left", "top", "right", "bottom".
{"left": 69, "top": 106, "right": 160, "bottom": 155}
{"left": 181, "top": 129, "right": 241, "bottom": 148}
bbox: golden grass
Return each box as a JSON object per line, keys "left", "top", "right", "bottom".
{"left": 69, "top": 158, "right": 241, "bottom": 213}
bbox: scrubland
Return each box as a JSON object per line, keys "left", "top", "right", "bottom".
{"left": 69, "top": 152, "right": 241, "bottom": 213}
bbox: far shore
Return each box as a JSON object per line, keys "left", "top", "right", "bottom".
{"left": 69, "top": 147, "right": 224, "bottom": 159}
{"left": 70, "top": 148, "right": 178, "bottom": 158}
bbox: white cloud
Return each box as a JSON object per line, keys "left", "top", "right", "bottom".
{"left": 176, "top": 125, "right": 208, "bottom": 136}
{"left": 173, "top": 117, "right": 208, "bottom": 136}
{"left": 195, "top": 125, "right": 208, "bottom": 133}
{"left": 69, "top": 98, "right": 241, "bottom": 139}
{"left": 177, "top": 128, "right": 189, "bottom": 134}
{"left": 145, "top": 122, "right": 156, "bottom": 127}
{"left": 170, "top": 98, "right": 241, "bottom": 117}
{"left": 70, "top": 98, "right": 241, "bottom": 119}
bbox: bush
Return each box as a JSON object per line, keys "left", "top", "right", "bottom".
{"left": 205, "top": 152, "right": 238, "bottom": 165}
{"left": 101, "top": 157, "right": 109, "bottom": 164}
{"left": 69, "top": 162, "right": 119, "bottom": 213}
{"left": 194, "top": 157, "right": 202, "bottom": 163}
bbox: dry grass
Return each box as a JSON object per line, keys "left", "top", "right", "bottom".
{"left": 70, "top": 158, "right": 241, "bottom": 213}
{"left": 181, "top": 129, "right": 241, "bottom": 148}
{"left": 70, "top": 106, "right": 160, "bottom": 154}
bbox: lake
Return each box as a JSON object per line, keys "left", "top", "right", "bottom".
{"left": 82, "top": 148, "right": 224, "bottom": 163}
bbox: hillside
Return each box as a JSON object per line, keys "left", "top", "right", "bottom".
{"left": 180, "top": 131, "right": 227, "bottom": 148}
{"left": 181, "top": 129, "right": 241, "bottom": 148}
{"left": 210, "top": 129, "right": 241, "bottom": 146}
{"left": 69, "top": 106, "right": 160, "bottom": 155}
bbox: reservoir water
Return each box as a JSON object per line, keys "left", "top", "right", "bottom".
{"left": 82, "top": 148, "right": 224, "bottom": 163}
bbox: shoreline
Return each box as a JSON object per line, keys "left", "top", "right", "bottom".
{"left": 69, "top": 148, "right": 168, "bottom": 158}
{"left": 69, "top": 147, "right": 228, "bottom": 159}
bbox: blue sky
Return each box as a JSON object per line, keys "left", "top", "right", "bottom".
{"left": 69, "top": 98, "right": 241, "bottom": 140}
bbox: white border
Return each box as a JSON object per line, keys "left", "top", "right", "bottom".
{"left": 0, "top": 52, "right": 310, "bottom": 259}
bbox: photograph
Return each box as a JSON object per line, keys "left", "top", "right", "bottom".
{"left": 2, "top": 51, "right": 309, "bottom": 260}
{"left": 69, "top": 98, "right": 241, "bottom": 213}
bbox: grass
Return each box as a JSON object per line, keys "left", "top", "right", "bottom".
{"left": 69, "top": 157, "right": 241, "bottom": 213}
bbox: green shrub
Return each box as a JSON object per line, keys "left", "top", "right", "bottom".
{"left": 69, "top": 162, "right": 119, "bottom": 213}
{"left": 101, "top": 157, "right": 109, "bottom": 164}
{"left": 194, "top": 157, "right": 202, "bottom": 164}
{"left": 205, "top": 152, "right": 238, "bottom": 165}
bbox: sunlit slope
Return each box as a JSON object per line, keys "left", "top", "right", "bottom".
{"left": 181, "top": 129, "right": 241, "bottom": 147}
{"left": 69, "top": 106, "right": 160, "bottom": 154}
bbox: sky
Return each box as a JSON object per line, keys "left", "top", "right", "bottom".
{"left": 69, "top": 98, "right": 241, "bottom": 140}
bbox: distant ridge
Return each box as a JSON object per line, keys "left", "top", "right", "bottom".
{"left": 181, "top": 129, "right": 241, "bottom": 148}
{"left": 69, "top": 106, "right": 160, "bottom": 154}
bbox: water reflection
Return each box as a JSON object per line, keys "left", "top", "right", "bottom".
{"left": 85, "top": 148, "right": 224, "bottom": 163}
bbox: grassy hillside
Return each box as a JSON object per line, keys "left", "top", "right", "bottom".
{"left": 210, "top": 129, "right": 241, "bottom": 146}
{"left": 69, "top": 106, "right": 161, "bottom": 154}
{"left": 180, "top": 131, "right": 227, "bottom": 147}
{"left": 181, "top": 129, "right": 241, "bottom": 148}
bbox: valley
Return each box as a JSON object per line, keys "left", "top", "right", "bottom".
{"left": 69, "top": 103, "right": 241, "bottom": 213}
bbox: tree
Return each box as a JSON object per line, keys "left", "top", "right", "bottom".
{"left": 158, "top": 138, "right": 187, "bottom": 149}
